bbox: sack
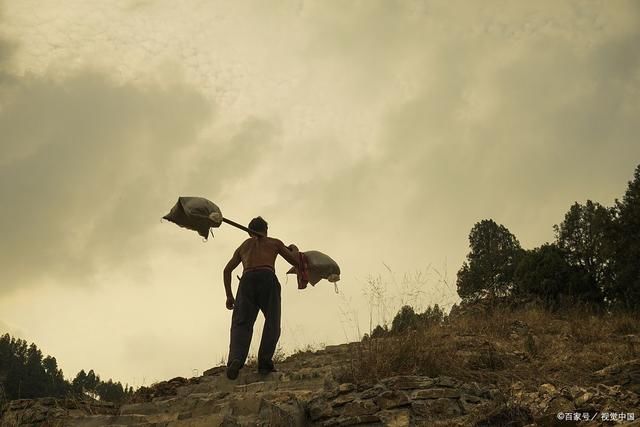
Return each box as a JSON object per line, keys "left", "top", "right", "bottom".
{"left": 163, "top": 196, "right": 223, "bottom": 239}
{"left": 287, "top": 250, "right": 340, "bottom": 288}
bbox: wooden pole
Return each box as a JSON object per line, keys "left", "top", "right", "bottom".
{"left": 221, "top": 217, "right": 266, "bottom": 238}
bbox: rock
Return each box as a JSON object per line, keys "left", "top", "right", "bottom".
{"left": 435, "top": 376, "right": 458, "bottom": 388}
{"left": 120, "top": 402, "right": 159, "bottom": 415}
{"left": 342, "top": 400, "right": 379, "bottom": 417}
{"left": 593, "top": 359, "right": 640, "bottom": 393}
{"left": 337, "top": 414, "right": 381, "bottom": 425}
{"left": 538, "top": 383, "right": 557, "bottom": 395}
{"left": 412, "top": 398, "right": 463, "bottom": 418}
{"left": 373, "top": 390, "right": 410, "bottom": 409}
{"left": 360, "top": 385, "right": 386, "bottom": 399}
{"left": 309, "top": 399, "right": 336, "bottom": 421}
{"left": 339, "top": 383, "right": 356, "bottom": 394}
{"left": 459, "top": 381, "right": 485, "bottom": 397}
{"left": 574, "top": 392, "right": 594, "bottom": 406}
{"left": 235, "top": 381, "right": 278, "bottom": 393}
{"left": 332, "top": 393, "right": 356, "bottom": 407}
{"left": 412, "top": 388, "right": 461, "bottom": 399}
{"left": 260, "top": 398, "right": 306, "bottom": 426}
{"left": 461, "top": 394, "right": 482, "bottom": 404}
{"left": 381, "top": 376, "right": 434, "bottom": 390}
{"left": 8, "top": 399, "right": 31, "bottom": 410}
{"left": 229, "top": 395, "right": 263, "bottom": 415}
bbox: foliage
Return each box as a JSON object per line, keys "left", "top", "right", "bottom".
{"left": 0, "top": 333, "right": 132, "bottom": 403}
{"left": 389, "top": 304, "right": 446, "bottom": 335}
{"left": 553, "top": 200, "right": 614, "bottom": 297}
{"left": 456, "top": 219, "right": 523, "bottom": 302}
{"left": 514, "top": 244, "right": 602, "bottom": 308}
{"left": 456, "top": 164, "right": 640, "bottom": 313}
{"left": 610, "top": 164, "right": 640, "bottom": 310}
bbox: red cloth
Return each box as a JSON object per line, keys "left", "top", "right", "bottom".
{"left": 296, "top": 252, "right": 309, "bottom": 289}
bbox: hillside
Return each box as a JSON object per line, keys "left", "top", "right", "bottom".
{"left": 1, "top": 303, "right": 639, "bottom": 426}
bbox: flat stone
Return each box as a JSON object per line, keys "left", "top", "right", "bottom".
{"left": 382, "top": 376, "right": 434, "bottom": 390}
{"left": 412, "top": 388, "right": 461, "bottom": 399}
{"left": 9, "top": 399, "right": 32, "bottom": 410}
{"left": 332, "top": 393, "right": 357, "bottom": 407}
{"left": 339, "top": 383, "right": 356, "bottom": 394}
{"left": 342, "top": 399, "right": 379, "bottom": 417}
{"left": 411, "top": 398, "right": 463, "bottom": 418}
{"left": 373, "top": 390, "right": 410, "bottom": 409}
{"left": 39, "top": 397, "right": 56, "bottom": 406}
{"left": 360, "top": 385, "right": 386, "bottom": 399}
{"left": 461, "top": 394, "right": 482, "bottom": 404}
{"left": 120, "top": 402, "right": 159, "bottom": 415}
{"left": 234, "top": 381, "right": 277, "bottom": 393}
{"left": 435, "top": 376, "right": 458, "bottom": 388}
{"left": 460, "top": 381, "right": 485, "bottom": 397}
{"left": 336, "top": 414, "right": 381, "bottom": 426}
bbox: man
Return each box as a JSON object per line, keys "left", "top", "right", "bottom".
{"left": 223, "top": 216, "right": 300, "bottom": 380}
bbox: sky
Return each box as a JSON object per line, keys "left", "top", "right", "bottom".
{"left": 1, "top": 0, "right": 639, "bottom": 387}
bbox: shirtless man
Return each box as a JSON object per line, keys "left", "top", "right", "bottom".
{"left": 223, "top": 216, "right": 299, "bottom": 380}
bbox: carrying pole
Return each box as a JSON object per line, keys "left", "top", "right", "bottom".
{"left": 221, "top": 217, "right": 266, "bottom": 238}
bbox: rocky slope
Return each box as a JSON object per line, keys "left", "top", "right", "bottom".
{"left": 2, "top": 307, "right": 640, "bottom": 426}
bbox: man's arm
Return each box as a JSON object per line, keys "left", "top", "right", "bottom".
{"left": 277, "top": 240, "right": 300, "bottom": 269}
{"left": 223, "top": 248, "right": 242, "bottom": 309}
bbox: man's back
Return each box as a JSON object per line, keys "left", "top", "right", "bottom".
{"left": 237, "top": 236, "right": 281, "bottom": 270}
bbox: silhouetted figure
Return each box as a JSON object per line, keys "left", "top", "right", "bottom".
{"left": 223, "top": 217, "right": 299, "bottom": 380}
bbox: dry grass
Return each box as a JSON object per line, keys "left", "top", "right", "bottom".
{"left": 245, "top": 345, "right": 287, "bottom": 368}
{"left": 339, "top": 303, "right": 640, "bottom": 390}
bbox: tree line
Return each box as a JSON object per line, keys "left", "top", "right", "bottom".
{"left": 0, "top": 334, "right": 133, "bottom": 403}
{"left": 456, "top": 163, "right": 640, "bottom": 311}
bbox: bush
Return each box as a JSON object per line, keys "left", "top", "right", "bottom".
{"left": 389, "top": 304, "right": 446, "bottom": 335}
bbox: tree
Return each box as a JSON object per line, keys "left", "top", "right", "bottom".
{"left": 554, "top": 200, "right": 614, "bottom": 302}
{"left": 514, "top": 244, "right": 602, "bottom": 308}
{"left": 72, "top": 369, "right": 87, "bottom": 394}
{"left": 610, "top": 164, "right": 640, "bottom": 310}
{"left": 390, "top": 304, "right": 445, "bottom": 334}
{"left": 96, "top": 379, "right": 127, "bottom": 403}
{"left": 391, "top": 305, "right": 419, "bottom": 334}
{"left": 418, "top": 304, "right": 446, "bottom": 325}
{"left": 456, "top": 219, "right": 523, "bottom": 302}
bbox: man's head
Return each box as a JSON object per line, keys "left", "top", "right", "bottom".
{"left": 248, "top": 216, "right": 268, "bottom": 236}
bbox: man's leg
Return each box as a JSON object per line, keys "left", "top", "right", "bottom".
{"left": 257, "top": 273, "right": 281, "bottom": 372}
{"left": 228, "top": 276, "right": 259, "bottom": 376}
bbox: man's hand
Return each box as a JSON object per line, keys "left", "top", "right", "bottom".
{"left": 226, "top": 296, "right": 235, "bottom": 310}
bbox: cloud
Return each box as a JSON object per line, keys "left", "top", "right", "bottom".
{"left": 284, "top": 1, "right": 640, "bottom": 249}
{"left": 0, "top": 24, "right": 280, "bottom": 294}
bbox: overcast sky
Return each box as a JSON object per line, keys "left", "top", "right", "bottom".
{"left": 1, "top": 0, "right": 639, "bottom": 387}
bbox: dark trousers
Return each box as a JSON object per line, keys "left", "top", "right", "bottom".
{"left": 228, "top": 269, "right": 281, "bottom": 369}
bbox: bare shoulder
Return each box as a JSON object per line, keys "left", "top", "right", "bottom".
{"left": 268, "top": 237, "right": 285, "bottom": 248}
{"left": 238, "top": 238, "right": 253, "bottom": 251}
